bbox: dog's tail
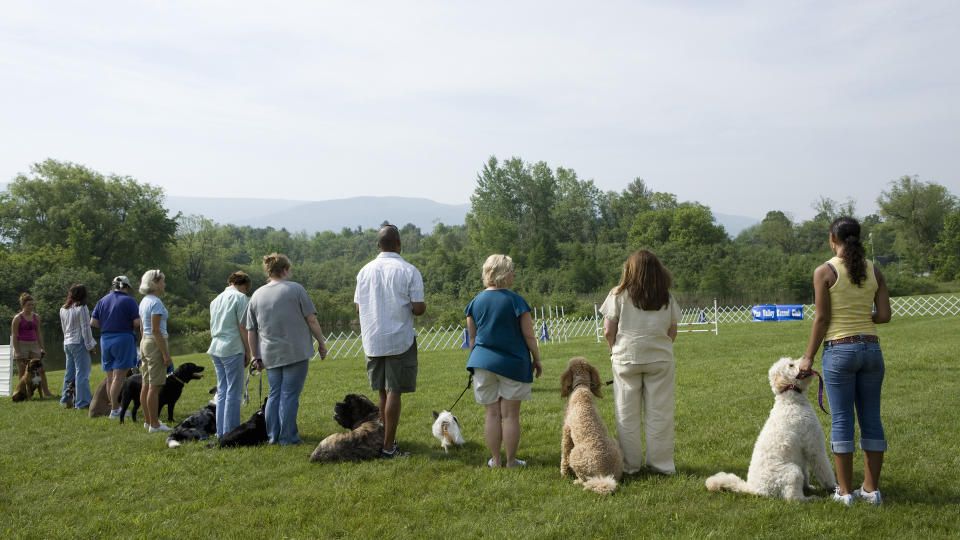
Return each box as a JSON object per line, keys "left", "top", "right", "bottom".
{"left": 581, "top": 475, "right": 618, "bottom": 495}
{"left": 705, "top": 472, "right": 754, "bottom": 494}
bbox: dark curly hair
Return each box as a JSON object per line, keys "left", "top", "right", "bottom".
{"left": 831, "top": 216, "right": 867, "bottom": 286}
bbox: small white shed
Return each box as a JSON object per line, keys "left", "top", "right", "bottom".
{"left": 0, "top": 344, "right": 13, "bottom": 396}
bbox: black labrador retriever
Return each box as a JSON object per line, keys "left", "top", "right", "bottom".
{"left": 119, "top": 362, "right": 205, "bottom": 423}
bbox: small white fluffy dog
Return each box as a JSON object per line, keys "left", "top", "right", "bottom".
{"left": 431, "top": 410, "right": 465, "bottom": 452}
{"left": 706, "top": 357, "right": 837, "bottom": 501}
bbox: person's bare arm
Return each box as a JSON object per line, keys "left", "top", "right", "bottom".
{"left": 36, "top": 317, "right": 45, "bottom": 352}
{"left": 800, "top": 264, "right": 834, "bottom": 374}
{"left": 466, "top": 316, "right": 477, "bottom": 349}
{"left": 667, "top": 323, "right": 678, "bottom": 342}
{"left": 412, "top": 301, "right": 426, "bottom": 316}
{"left": 519, "top": 312, "right": 542, "bottom": 378}
{"left": 11, "top": 315, "right": 20, "bottom": 357}
{"left": 151, "top": 313, "right": 172, "bottom": 366}
{"left": 873, "top": 266, "right": 892, "bottom": 324}
{"left": 603, "top": 318, "right": 617, "bottom": 353}
{"left": 305, "top": 313, "right": 327, "bottom": 359}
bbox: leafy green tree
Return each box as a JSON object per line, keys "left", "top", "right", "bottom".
{"left": 878, "top": 176, "right": 958, "bottom": 272}
{"left": 466, "top": 156, "right": 558, "bottom": 260}
{"left": 552, "top": 168, "right": 601, "bottom": 244}
{"left": 933, "top": 210, "right": 960, "bottom": 280}
{"left": 0, "top": 159, "right": 177, "bottom": 277}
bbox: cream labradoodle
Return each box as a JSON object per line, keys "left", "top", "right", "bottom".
{"left": 706, "top": 357, "right": 837, "bottom": 500}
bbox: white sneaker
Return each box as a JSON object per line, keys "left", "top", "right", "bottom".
{"left": 108, "top": 409, "right": 121, "bottom": 419}
{"left": 144, "top": 423, "right": 150, "bottom": 430}
{"left": 148, "top": 423, "right": 172, "bottom": 433}
{"left": 124, "top": 410, "right": 132, "bottom": 418}
{"left": 853, "top": 486, "right": 883, "bottom": 505}
{"left": 833, "top": 488, "right": 854, "bottom": 506}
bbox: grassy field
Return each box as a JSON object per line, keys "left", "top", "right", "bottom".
{"left": 2, "top": 316, "right": 958, "bottom": 539}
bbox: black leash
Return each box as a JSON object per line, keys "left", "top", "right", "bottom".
{"left": 447, "top": 372, "right": 473, "bottom": 412}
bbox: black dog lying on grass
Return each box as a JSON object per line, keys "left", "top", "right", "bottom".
{"left": 166, "top": 387, "right": 218, "bottom": 448}
{"left": 119, "top": 362, "right": 205, "bottom": 424}
{"left": 214, "top": 398, "right": 268, "bottom": 448}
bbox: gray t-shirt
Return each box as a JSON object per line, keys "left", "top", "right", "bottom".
{"left": 245, "top": 280, "right": 317, "bottom": 369}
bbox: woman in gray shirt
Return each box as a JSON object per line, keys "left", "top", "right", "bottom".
{"left": 246, "top": 253, "right": 327, "bottom": 445}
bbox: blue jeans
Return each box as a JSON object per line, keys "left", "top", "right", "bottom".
{"left": 822, "top": 340, "right": 887, "bottom": 453}
{"left": 211, "top": 353, "right": 245, "bottom": 438}
{"left": 265, "top": 360, "right": 309, "bottom": 445}
{"left": 61, "top": 343, "right": 93, "bottom": 408}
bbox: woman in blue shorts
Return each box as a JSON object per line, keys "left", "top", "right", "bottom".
{"left": 465, "top": 254, "right": 542, "bottom": 468}
{"left": 91, "top": 276, "right": 141, "bottom": 419}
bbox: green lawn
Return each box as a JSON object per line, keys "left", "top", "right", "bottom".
{"left": 2, "top": 316, "right": 958, "bottom": 539}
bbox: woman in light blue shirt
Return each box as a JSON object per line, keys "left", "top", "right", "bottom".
{"left": 139, "top": 269, "right": 172, "bottom": 433}
{"left": 208, "top": 271, "right": 253, "bottom": 437}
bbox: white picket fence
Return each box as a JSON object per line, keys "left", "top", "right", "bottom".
{"left": 321, "top": 294, "right": 959, "bottom": 360}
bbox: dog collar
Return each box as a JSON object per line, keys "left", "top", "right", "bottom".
{"left": 169, "top": 375, "right": 186, "bottom": 385}
{"left": 781, "top": 384, "right": 802, "bottom": 394}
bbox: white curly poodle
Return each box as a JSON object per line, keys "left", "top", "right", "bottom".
{"left": 706, "top": 357, "right": 837, "bottom": 501}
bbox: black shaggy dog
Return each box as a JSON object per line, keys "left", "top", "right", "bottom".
{"left": 119, "top": 362, "right": 205, "bottom": 424}
{"left": 166, "top": 387, "right": 218, "bottom": 448}
{"left": 309, "top": 394, "right": 384, "bottom": 463}
{"left": 215, "top": 398, "right": 268, "bottom": 448}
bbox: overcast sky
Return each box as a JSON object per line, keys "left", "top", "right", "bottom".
{"left": 2, "top": 1, "right": 957, "bottom": 221}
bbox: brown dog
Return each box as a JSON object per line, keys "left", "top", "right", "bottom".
{"left": 309, "top": 394, "right": 384, "bottom": 463}
{"left": 11, "top": 358, "right": 44, "bottom": 402}
{"left": 560, "top": 357, "right": 623, "bottom": 495}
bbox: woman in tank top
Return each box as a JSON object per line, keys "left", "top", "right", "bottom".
{"left": 799, "top": 216, "right": 891, "bottom": 505}
{"left": 11, "top": 292, "right": 56, "bottom": 397}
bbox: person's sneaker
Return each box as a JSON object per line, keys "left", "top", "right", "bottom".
{"left": 379, "top": 442, "right": 410, "bottom": 459}
{"left": 124, "top": 410, "right": 132, "bottom": 419}
{"left": 853, "top": 487, "right": 883, "bottom": 505}
{"left": 144, "top": 423, "right": 150, "bottom": 430}
{"left": 148, "top": 423, "right": 172, "bottom": 433}
{"left": 108, "top": 409, "right": 121, "bottom": 419}
{"left": 833, "top": 487, "right": 855, "bottom": 506}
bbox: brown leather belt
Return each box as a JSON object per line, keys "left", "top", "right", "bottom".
{"left": 824, "top": 335, "right": 879, "bottom": 346}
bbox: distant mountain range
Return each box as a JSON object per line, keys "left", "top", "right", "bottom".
{"left": 164, "top": 195, "right": 759, "bottom": 237}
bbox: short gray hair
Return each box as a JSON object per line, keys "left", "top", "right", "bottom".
{"left": 481, "top": 254, "right": 514, "bottom": 288}
{"left": 139, "top": 269, "right": 165, "bottom": 295}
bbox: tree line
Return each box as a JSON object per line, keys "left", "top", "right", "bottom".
{"left": 1, "top": 158, "right": 957, "bottom": 351}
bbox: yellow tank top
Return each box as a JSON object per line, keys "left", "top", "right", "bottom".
{"left": 825, "top": 256, "right": 878, "bottom": 341}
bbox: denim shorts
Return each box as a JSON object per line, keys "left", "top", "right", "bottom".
{"left": 822, "top": 339, "right": 887, "bottom": 453}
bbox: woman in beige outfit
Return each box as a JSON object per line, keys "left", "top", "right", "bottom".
{"left": 600, "top": 250, "right": 680, "bottom": 475}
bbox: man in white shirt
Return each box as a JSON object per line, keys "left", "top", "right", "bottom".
{"left": 355, "top": 224, "right": 426, "bottom": 458}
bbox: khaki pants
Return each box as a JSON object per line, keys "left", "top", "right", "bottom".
{"left": 612, "top": 361, "right": 675, "bottom": 474}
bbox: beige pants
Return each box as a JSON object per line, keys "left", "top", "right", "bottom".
{"left": 612, "top": 361, "right": 675, "bottom": 474}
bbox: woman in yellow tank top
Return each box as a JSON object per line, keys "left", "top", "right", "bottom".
{"left": 799, "top": 217, "right": 891, "bottom": 505}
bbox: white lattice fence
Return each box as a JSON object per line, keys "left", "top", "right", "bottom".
{"left": 322, "top": 294, "right": 958, "bottom": 359}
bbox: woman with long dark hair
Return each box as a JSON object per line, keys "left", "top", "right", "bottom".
{"left": 799, "top": 216, "right": 891, "bottom": 505}
{"left": 600, "top": 250, "right": 680, "bottom": 475}
{"left": 60, "top": 284, "right": 97, "bottom": 409}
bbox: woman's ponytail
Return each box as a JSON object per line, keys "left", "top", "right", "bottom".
{"left": 831, "top": 217, "right": 867, "bottom": 286}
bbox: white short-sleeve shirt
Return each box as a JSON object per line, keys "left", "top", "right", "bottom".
{"left": 599, "top": 288, "right": 680, "bottom": 365}
{"left": 354, "top": 252, "right": 425, "bottom": 357}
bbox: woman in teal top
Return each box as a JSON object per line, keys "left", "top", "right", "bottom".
{"left": 465, "top": 254, "right": 542, "bottom": 468}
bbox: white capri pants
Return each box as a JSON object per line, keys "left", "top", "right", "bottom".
{"left": 612, "top": 360, "right": 675, "bottom": 475}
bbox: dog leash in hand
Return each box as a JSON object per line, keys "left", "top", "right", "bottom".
{"left": 447, "top": 372, "right": 473, "bottom": 412}
{"left": 243, "top": 364, "right": 265, "bottom": 406}
{"left": 810, "top": 369, "right": 829, "bottom": 415}
{"left": 794, "top": 370, "right": 830, "bottom": 415}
